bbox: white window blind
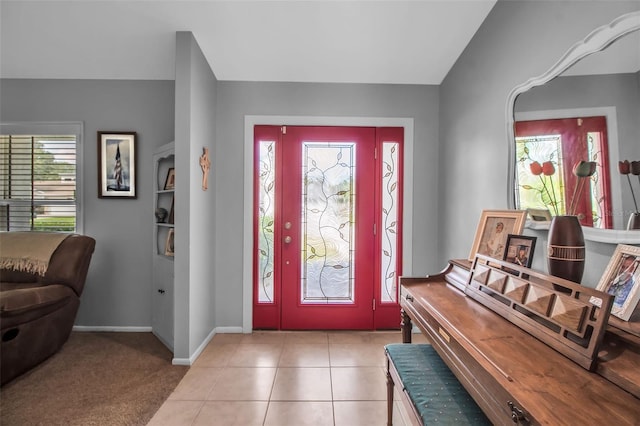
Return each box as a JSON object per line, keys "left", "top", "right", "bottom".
{"left": 0, "top": 135, "right": 77, "bottom": 231}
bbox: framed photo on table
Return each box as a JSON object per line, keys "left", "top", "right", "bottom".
{"left": 468, "top": 209, "right": 527, "bottom": 261}
{"left": 594, "top": 244, "right": 640, "bottom": 321}
{"left": 527, "top": 208, "right": 552, "bottom": 222}
{"left": 98, "top": 131, "right": 137, "bottom": 198}
{"left": 502, "top": 234, "right": 537, "bottom": 275}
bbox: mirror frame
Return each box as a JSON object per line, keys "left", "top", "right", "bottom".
{"left": 505, "top": 11, "right": 640, "bottom": 244}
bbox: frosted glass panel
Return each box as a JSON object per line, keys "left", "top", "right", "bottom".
{"left": 381, "top": 142, "right": 399, "bottom": 303}
{"left": 257, "top": 140, "right": 275, "bottom": 303}
{"left": 301, "top": 142, "right": 355, "bottom": 304}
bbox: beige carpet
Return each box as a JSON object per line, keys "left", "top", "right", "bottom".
{"left": 0, "top": 332, "right": 188, "bottom": 426}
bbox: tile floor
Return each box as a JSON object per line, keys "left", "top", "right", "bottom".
{"left": 147, "top": 330, "right": 429, "bottom": 426}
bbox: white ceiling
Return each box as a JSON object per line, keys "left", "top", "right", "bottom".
{"left": 0, "top": 0, "right": 499, "bottom": 85}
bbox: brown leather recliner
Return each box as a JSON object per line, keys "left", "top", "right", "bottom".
{"left": 0, "top": 233, "right": 96, "bottom": 385}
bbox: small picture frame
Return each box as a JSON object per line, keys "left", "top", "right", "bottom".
{"left": 164, "top": 168, "right": 175, "bottom": 190}
{"left": 469, "top": 209, "right": 527, "bottom": 261}
{"left": 98, "top": 131, "right": 136, "bottom": 198}
{"left": 594, "top": 244, "right": 640, "bottom": 321}
{"left": 502, "top": 234, "right": 537, "bottom": 275}
{"left": 165, "top": 228, "right": 175, "bottom": 257}
{"left": 168, "top": 196, "right": 174, "bottom": 225}
{"left": 527, "top": 208, "right": 552, "bottom": 222}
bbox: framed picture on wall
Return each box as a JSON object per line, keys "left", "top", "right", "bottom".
{"left": 468, "top": 209, "right": 527, "bottom": 261}
{"left": 97, "top": 131, "right": 137, "bottom": 198}
{"left": 593, "top": 244, "right": 640, "bottom": 321}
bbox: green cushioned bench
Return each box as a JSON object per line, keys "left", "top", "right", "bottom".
{"left": 385, "top": 343, "right": 491, "bottom": 425}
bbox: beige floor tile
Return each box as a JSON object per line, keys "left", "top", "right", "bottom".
{"left": 329, "top": 343, "right": 387, "bottom": 367}
{"left": 284, "top": 331, "right": 329, "bottom": 344}
{"left": 168, "top": 367, "right": 221, "bottom": 401}
{"left": 271, "top": 367, "right": 332, "bottom": 401}
{"left": 333, "top": 400, "right": 407, "bottom": 426}
{"left": 279, "top": 344, "right": 330, "bottom": 367}
{"left": 240, "top": 331, "right": 287, "bottom": 345}
{"left": 146, "top": 400, "right": 204, "bottom": 426}
{"left": 409, "top": 332, "right": 430, "bottom": 344}
{"left": 147, "top": 332, "right": 434, "bottom": 425}
{"left": 264, "top": 401, "right": 334, "bottom": 426}
{"left": 192, "top": 401, "right": 268, "bottom": 426}
{"left": 227, "top": 343, "right": 283, "bottom": 367}
{"left": 193, "top": 343, "right": 238, "bottom": 367}
{"left": 331, "top": 367, "right": 387, "bottom": 401}
{"left": 206, "top": 367, "right": 277, "bottom": 401}
{"left": 210, "top": 333, "right": 244, "bottom": 344}
{"left": 327, "top": 331, "right": 401, "bottom": 345}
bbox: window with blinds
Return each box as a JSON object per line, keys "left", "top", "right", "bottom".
{"left": 0, "top": 135, "right": 77, "bottom": 231}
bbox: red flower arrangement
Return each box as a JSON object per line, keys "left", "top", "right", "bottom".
{"left": 529, "top": 160, "right": 559, "bottom": 216}
{"left": 619, "top": 160, "right": 640, "bottom": 213}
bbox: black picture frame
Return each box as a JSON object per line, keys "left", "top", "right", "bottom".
{"left": 502, "top": 234, "right": 537, "bottom": 275}
{"left": 97, "top": 131, "right": 137, "bottom": 198}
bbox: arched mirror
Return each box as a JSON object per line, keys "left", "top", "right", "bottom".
{"left": 506, "top": 11, "right": 640, "bottom": 242}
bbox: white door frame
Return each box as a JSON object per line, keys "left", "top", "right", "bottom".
{"left": 243, "top": 116, "right": 414, "bottom": 332}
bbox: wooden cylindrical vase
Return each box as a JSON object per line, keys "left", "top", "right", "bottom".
{"left": 547, "top": 215, "right": 585, "bottom": 284}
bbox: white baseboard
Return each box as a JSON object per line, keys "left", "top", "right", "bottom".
{"left": 171, "top": 326, "right": 244, "bottom": 365}
{"left": 72, "top": 326, "right": 153, "bottom": 332}
{"left": 172, "top": 328, "right": 216, "bottom": 366}
{"left": 72, "top": 325, "right": 248, "bottom": 365}
{"left": 215, "top": 326, "right": 244, "bottom": 334}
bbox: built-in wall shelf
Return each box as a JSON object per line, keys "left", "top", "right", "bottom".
{"left": 152, "top": 141, "right": 175, "bottom": 352}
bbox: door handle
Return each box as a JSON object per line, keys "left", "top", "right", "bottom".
{"left": 284, "top": 236, "right": 292, "bottom": 244}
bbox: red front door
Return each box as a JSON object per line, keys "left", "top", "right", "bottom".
{"left": 253, "top": 125, "right": 403, "bottom": 330}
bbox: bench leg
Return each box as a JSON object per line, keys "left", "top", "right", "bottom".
{"left": 401, "top": 309, "right": 412, "bottom": 343}
{"left": 386, "top": 364, "right": 395, "bottom": 426}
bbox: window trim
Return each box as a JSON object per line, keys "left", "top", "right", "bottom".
{"left": 0, "top": 122, "right": 84, "bottom": 233}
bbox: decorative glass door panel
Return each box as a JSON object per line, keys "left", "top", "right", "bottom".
{"left": 381, "top": 141, "right": 399, "bottom": 303}
{"left": 257, "top": 140, "right": 275, "bottom": 303}
{"left": 302, "top": 142, "right": 356, "bottom": 304}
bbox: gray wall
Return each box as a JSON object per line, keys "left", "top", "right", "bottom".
{"left": 0, "top": 79, "right": 175, "bottom": 327}
{"left": 515, "top": 73, "right": 640, "bottom": 224}
{"left": 439, "top": 0, "right": 640, "bottom": 286}
{"left": 3, "top": 1, "right": 638, "bottom": 341}
{"left": 214, "top": 82, "right": 440, "bottom": 327}
{"left": 174, "top": 32, "right": 217, "bottom": 360}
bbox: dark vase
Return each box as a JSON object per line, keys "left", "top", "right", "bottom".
{"left": 547, "top": 215, "right": 585, "bottom": 284}
{"left": 628, "top": 212, "right": 640, "bottom": 230}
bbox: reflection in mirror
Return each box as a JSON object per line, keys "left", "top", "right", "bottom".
{"left": 506, "top": 11, "right": 640, "bottom": 234}
{"left": 514, "top": 116, "right": 613, "bottom": 228}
